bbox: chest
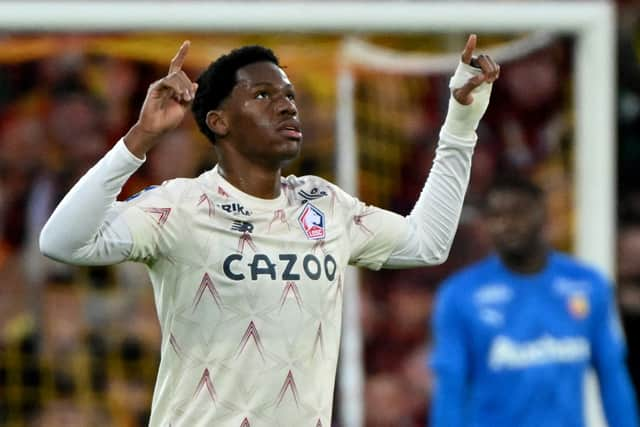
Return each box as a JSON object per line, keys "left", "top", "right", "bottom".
{"left": 468, "top": 282, "right": 593, "bottom": 346}
{"left": 174, "top": 198, "right": 348, "bottom": 285}
{"left": 466, "top": 281, "right": 595, "bottom": 372}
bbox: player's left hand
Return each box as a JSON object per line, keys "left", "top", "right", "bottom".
{"left": 452, "top": 34, "right": 500, "bottom": 105}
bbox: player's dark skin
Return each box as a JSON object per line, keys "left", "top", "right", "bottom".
{"left": 205, "top": 62, "right": 302, "bottom": 198}
{"left": 123, "top": 35, "right": 499, "bottom": 199}
{"left": 485, "top": 189, "right": 548, "bottom": 275}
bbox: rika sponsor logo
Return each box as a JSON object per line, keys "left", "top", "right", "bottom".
{"left": 219, "top": 202, "right": 251, "bottom": 216}
{"left": 488, "top": 335, "right": 590, "bottom": 371}
{"left": 298, "top": 203, "right": 325, "bottom": 240}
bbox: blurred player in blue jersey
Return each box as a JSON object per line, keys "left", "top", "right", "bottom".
{"left": 429, "top": 177, "right": 639, "bottom": 427}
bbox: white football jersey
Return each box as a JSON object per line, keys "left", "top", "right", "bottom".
{"left": 118, "top": 166, "right": 407, "bottom": 426}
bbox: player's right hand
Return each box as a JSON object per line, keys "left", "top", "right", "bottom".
{"left": 136, "top": 41, "right": 198, "bottom": 136}
{"left": 125, "top": 41, "right": 198, "bottom": 158}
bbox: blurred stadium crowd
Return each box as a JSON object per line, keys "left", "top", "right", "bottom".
{"left": 1, "top": 4, "right": 640, "bottom": 427}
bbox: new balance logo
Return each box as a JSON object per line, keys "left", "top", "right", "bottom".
{"left": 231, "top": 221, "right": 254, "bottom": 233}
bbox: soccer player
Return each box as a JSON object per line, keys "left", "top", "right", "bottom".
{"left": 430, "top": 177, "right": 640, "bottom": 427}
{"left": 39, "top": 35, "right": 499, "bottom": 426}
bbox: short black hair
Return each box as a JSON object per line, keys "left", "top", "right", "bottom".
{"left": 487, "top": 175, "right": 545, "bottom": 201}
{"left": 191, "top": 45, "right": 280, "bottom": 144}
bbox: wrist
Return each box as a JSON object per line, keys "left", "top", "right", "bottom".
{"left": 124, "top": 123, "right": 159, "bottom": 159}
{"left": 442, "top": 97, "right": 478, "bottom": 139}
{"left": 444, "top": 61, "right": 493, "bottom": 138}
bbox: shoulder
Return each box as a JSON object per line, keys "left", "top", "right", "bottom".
{"left": 436, "top": 256, "right": 498, "bottom": 304}
{"left": 282, "top": 174, "right": 349, "bottom": 205}
{"left": 550, "top": 252, "right": 610, "bottom": 285}
{"left": 548, "top": 252, "right": 612, "bottom": 299}
{"left": 440, "top": 256, "right": 498, "bottom": 289}
{"left": 125, "top": 177, "right": 198, "bottom": 205}
{"left": 162, "top": 176, "right": 198, "bottom": 194}
{"left": 282, "top": 174, "right": 336, "bottom": 193}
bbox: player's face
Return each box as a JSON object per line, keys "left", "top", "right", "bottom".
{"left": 485, "top": 190, "right": 545, "bottom": 257}
{"left": 224, "top": 61, "right": 302, "bottom": 166}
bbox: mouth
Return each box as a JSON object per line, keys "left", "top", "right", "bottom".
{"left": 497, "top": 232, "right": 530, "bottom": 250}
{"left": 277, "top": 121, "right": 303, "bottom": 140}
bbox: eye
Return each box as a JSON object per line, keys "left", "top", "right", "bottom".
{"left": 255, "top": 91, "right": 269, "bottom": 100}
{"left": 286, "top": 92, "right": 296, "bottom": 101}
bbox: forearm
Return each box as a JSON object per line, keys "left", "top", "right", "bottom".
{"left": 385, "top": 61, "right": 490, "bottom": 268}
{"left": 385, "top": 131, "right": 474, "bottom": 267}
{"left": 39, "top": 139, "right": 144, "bottom": 265}
{"left": 124, "top": 122, "right": 159, "bottom": 159}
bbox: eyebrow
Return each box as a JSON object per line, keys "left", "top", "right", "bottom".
{"left": 241, "top": 81, "right": 294, "bottom": 90}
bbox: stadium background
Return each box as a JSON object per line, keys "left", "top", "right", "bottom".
{"left": 0, "top": 1, "right": 638, "bottom": 426}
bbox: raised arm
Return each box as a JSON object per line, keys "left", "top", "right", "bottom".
{"left": 385, "top": 35, "right": 500, "bottom": 267}
{"left": 39, "top": 42, "right": 197, "bottom": 265}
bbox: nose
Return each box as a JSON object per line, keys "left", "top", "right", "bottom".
{"left": 488, "top": 215, "right": 516, "bottom": 235}
{"left": 276, "top": 95, "right": 297, "bottom": 117}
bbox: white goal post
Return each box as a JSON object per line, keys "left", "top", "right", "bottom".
{"left": 0, "top": 2, "right": 615, "bottom": 427}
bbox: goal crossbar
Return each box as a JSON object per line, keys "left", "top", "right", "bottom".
{"left": 0, "top": 3, "right": 615, "bottom": 427}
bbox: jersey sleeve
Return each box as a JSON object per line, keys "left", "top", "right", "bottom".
{"left": 429, "top": 281, "right": 469, "bottom": 427}
{"left": 590, "top": 275, "right": 640, "bottom": 427}
{"left": 39, "top": 139, "right": 182, "bottom": 266}
{"left": 115, "top": 181, "right": 185, "bottom": 264}
{"left": 383, "top": 63, "right": 493, "bottom": 269}
{"left": 40, "top": 139, "right": 142, "bottom": 265}
{"left": 332, "top": 184, "right": 408, "bottom": 270}
{"left": 383, "top": 130, "right": 475, "bottom": 268}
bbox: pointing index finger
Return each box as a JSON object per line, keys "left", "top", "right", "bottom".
{"left": 461, "top": 34, "right": 477, "bottom": 64}
{"left": 169, "top": 40, "right": 190, "bottom": 74}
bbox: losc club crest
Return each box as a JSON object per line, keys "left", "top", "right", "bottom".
{"left": 298, "top": 203, "right": 325, "bottom": 240}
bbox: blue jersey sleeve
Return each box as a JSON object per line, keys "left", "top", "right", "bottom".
{"left": 590, "top": 276, "right": 640, "bottom": 427}
{"left": 429, "top": 281, "right": 469, "bottom": 427}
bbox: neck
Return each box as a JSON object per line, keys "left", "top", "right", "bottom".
{"left": 217, "top": 155, "right": 282, "bottom": 200}
{"left": 499, "top": 243, "right": 549, "bottom": 275}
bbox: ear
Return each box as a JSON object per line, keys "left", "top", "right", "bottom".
{"left": 206, "top": 110, "right": 229, "bottom": 139}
